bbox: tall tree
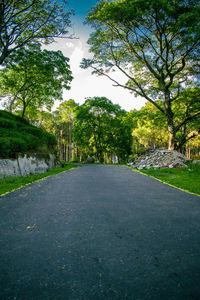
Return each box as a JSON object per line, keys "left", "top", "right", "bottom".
{"left": 57, "top": 100, "right": 78, "bottom": 161}
{"left": 0, "top": 0, "right": 73, "bottom": 65}
{"left": 58, "top": 99, "right": 78, "bottom": 124}
{"left": 171, "top": 87, "right": 200, "bottom": 152}
{"left": 73, "top": 97, "right": 131, "bottom": 163}
{"left": 82, "top": 0, "right": 200, "bottom": 150}
{"left": 0, "top": 44, "right": 73, "bottom": 117}
{"left": 131, "top": 102, "right": 168, "bottom": 152}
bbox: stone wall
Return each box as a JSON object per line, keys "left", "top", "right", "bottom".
{"left": 0, "top": 154, "right": 56, "bottom": 178}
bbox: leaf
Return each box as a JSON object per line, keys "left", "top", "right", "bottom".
{"left": 26, "top": 224, "right": 36, "bottom": 230}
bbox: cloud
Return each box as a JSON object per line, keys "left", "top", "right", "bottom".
{"left": 65, "top": 42, "right": 75, "bottom": 48}
{"left": 53, "top": 26, "right": 147, "bottom": 112}
{"left": 69, "top": 41, "right": 84, "bottom": 76}
{"left": 63, "top": 67, "right": 147, "bottom": 112}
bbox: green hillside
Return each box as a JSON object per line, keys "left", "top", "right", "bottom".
{"left": 0, "top": 110, "right": 57, "bottom": 158}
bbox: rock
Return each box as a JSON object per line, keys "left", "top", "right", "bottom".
{"left": 138, "top": 165, "right": 144, "bottom": 170}
{"left": 0, "top": 154, "right": 56, "bottom": 178}
{"left": 130, "top": 149, "right": 190, "bottom": 170}
{"left": 85, "top": 157, "right": 95, "bottom": 163}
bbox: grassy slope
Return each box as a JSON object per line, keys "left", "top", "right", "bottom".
{"left": 0, "top": 164, "right": 77, "bottom": 196}
{"left": 138, "top": 163, "right": 200, "bottom": 196}
{"left": 0, "top": 111, "right": 77, "bottom": 196}
{"left": 0, "top": 110, "right": 56, "bottom": 158}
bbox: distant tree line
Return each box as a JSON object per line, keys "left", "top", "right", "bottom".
{"left": 20, "top": 97, "right": 199, "bottom": 163}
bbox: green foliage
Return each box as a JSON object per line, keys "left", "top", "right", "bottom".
{"left": 129, "top": 98, "right": 199, "bottom": 156}
{"left": 0, "top": 44, "right": 73, "bottom": 117}
{"left": 73, "top": 97, "right": 132, "bottom": 163}
{"left": 60, "top": 160, "right": 67, "bottom": 168}
{"left": 70, "top": 157, "right": 79, "bottom": 163}
{"left": 0, "top": 110, "right": 57, "bottom": 158}
{"left": 171, "top": 87, "right": 200, "bottom": 151}
{"left": 130, "top": 102, "right": 168, "bottom": 151}
{"left": 58, "top": 99, "right": 78, "bottom": 123}
{"left": 83, "top": 0, "right": 200, "bottom": 150}
{"left": 0, "top": 164, "right": 77, "bottom": 196}
{"left": 29, "top": 100, "right": 79, "bottom": 162}
{"left": 0, "top": 0, "right": 73, "bottom": 65}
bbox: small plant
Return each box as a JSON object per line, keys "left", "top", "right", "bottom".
{"left": 70, "top": 157, "right": 79, "bottom": 163}
{"left": 60, "top": 160, "right": 66, "bottom": 168}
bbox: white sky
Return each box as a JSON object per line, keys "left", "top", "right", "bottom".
{"left": 46, "top": 17, "right": 147, "bottom": 112}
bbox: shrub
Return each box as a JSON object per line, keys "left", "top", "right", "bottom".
{"left": 10, "top": 137, "right": 28, "bottom": 153}
{"left": 0, "top": 138, "right": 11, "bottom": 158}
{"left": 0, "top": 110, "right": 29, "bottom": 125}
{"left": 60, "top": 160, "right": 66, "bottom": 168}
{"left": 70, "top": 157, "right": 79, "bottom": 163}
{"left": 0, "top": 118, "right": 17, "bottom": 129}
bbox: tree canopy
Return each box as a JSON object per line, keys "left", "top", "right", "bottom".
{"left": 0, "top": 0, "right": 73, "bottom": 65}
{"left": 82, "top": 0, "right": 200, "bottom": 150}
{"left": 0, "top": 44, "right": 73, "bottom": 117}
{"left": 73, "top": 97, "right": 132, "bottom": 163}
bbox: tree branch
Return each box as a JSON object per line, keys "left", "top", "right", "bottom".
{"left": 176, "top": 111, "right": 200, "bottom": 132}
{"left": 89, "top": 62, "right": 165, "bottom": 115}
{"left": 186, "top": 131, "right": 199, "bottom": 143}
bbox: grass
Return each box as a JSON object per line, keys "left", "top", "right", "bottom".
{"left": 137, "top": 162, "right": 200, "bottom": 196}
{"left": 0, "top": 164, "right": 77, "bottom": 196}
{"left": 0, "top": 110, "right": 56, "bottom": 158}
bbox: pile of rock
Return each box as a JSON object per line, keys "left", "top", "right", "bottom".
{"left": 129, "top": 149, "right": 190, "bottom": 170}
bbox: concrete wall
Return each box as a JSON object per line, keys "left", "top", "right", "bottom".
{"left": 0, "top": 154, "right": 56, "bottom": 178}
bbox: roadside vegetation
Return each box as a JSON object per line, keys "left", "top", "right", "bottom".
{"left": 138, "top": 163, "right": 200, "bottom": 196}
{"left": 0, "top": 110, "right": 57, "bottom": 158}
{"left": 0, "top": 164, "right": 77, "bottom": 196}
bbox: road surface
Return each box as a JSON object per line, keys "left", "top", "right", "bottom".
{"left": 0, "top": 165, "right": 200, "bottom": 300}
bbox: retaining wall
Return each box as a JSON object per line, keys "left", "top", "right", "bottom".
{"left": 0, "top": 154, "right": 56, "bottom": 178}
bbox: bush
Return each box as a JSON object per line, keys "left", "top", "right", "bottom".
{"left": 60, "top": 160, "right": 66, "bottom": 168}
{"left": 0, "top": 138, "right": 11, "bottom": 158}
{"left": 10, "top": 137, "right": 28, "bottom": 153}
{"left": 70, "top": 157, "right": 79, "bottom": 163}
{"left": 0, "top": 118, "right": 17, "bottom": 129}
{"left": 0, "top": 110, "right": 29, "bottom": 125}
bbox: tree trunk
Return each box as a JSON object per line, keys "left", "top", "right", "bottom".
{"left": 164, "top": 92, "right": 176, "bottom": 151}
{"left": 9, "top": 98, "right": 14, "bottom": 113}
{"left": 99, "top": 151, "right": 104, "bottom": 163}
{"left": 22, "top": 101, "right": 26, "bottom": 118}
{"left": 168, "top": 125, "right": 176, "bottom": 151}
{"left": 64, "top": 144, "right": 67, "bottom": 161}
{"left": 69, "top": 123, "right": 72, "bottom": 161}
{"left": 59, "top": 130, "right": 63, "bottom": 161}
{"left": 177, "top": 123, "right": 188, "bottom": 154}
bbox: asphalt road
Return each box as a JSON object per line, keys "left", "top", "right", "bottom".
{"left": 0, "top": 165, "right": 200, "bottom": 300}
